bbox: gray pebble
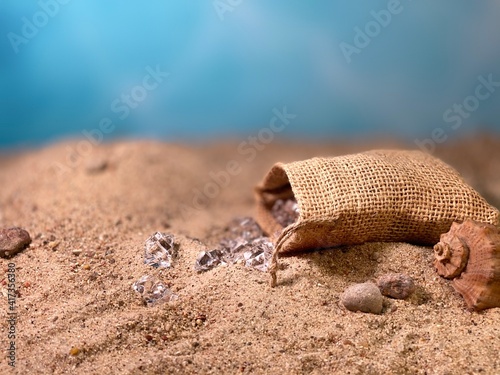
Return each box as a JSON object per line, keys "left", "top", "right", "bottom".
{"left": 376, "top": 273, "right": 416, "bottom": 299}
{"left": 341, "top": 282, "right": 383, "bottom": 314}
{"left": 0, "top": 227, "right": 32, "bottom": 258}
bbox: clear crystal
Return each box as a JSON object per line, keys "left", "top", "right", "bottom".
{"left": 225, "top": 217, "right": 263, "bottom": 241}
{"left": 221, "top": 238, "right": 251, "bottom": 263}
{"left": 144, "top": 232, "right": 177, "bottom": 268}
{"left": 271, "top": 199, "right": 299, "bottom": 227}
{"left": 194, "top": 249, "right": 226, "bottom": 272}
{"left": 132, "top": 275, "right": 178, "bottom": 306}
{"left": 243, "top": 237, "right": 273, "bottom": 272}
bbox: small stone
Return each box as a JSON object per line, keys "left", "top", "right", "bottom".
{"left": 342, "top": 339, "right": 354, "bottom": 346}
{"left": 0, "top": 227, "right": 32, "bottom": 258}
{"left": 69, "top": 347, "right": 81, "bottom": 356}
{"left": 376, "top": 273, "right": 416, "bottom": 299}
{"left": 341, "top": 282, "right": 383, "bottom": 314}
{"left": 48, "top": 240, "right": 60, "bottom": 250}
{"left": 82, "top": 264, "right": 91, "bottom": 270}
{"left": 85, "top": 157, "right": 108, "bottom": 174}
{"left": 72, "top": 249, "right": 82, "bottom": 256}
{"left": 195, "top": 314, "right": 207, "bottom": 322}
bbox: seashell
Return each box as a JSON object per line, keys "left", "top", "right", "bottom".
{"left": 433, "top": 220, "right": 500, "bottom": 311}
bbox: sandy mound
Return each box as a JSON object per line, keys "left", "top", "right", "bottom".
{"left": 1, "top": 137, "right": 499, "bottom": 374}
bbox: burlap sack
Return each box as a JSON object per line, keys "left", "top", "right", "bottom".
{"left": 255, "top": 150, "right": 500, "bottom": 286}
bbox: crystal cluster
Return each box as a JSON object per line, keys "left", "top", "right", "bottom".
{"left": 240, "top": 237, "right": 274, "bottom": 272}
{"left": 132, "top": 275, "right": 178, "bottom": 307}
{"left": 194, "top": 217, "right": 274, "bottom": 273}
{"left": 144, "top": 232, "right": 178, "bottom": 268}
{"left": 271, "top": 198, "right": 299, "bottom": 227}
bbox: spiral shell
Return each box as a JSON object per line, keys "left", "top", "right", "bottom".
{"left": 434, "top": 220, "right": 500, "bottom": 311}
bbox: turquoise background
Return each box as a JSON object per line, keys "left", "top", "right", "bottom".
{"left": 1, "top": 0, "right": 500, "bottom": 149}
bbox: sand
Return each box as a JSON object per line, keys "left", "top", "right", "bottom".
{"left": 1, "top": 136, "right": 499, "bottom": 374}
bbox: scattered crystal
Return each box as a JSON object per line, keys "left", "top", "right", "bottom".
{"left": 243, "top": 237, "right": 273, "bottom": 272}
{"left": 144, "top": 232, "right": 178, "bottom": 268}
{"left": 220, "top": 238, "right": 252, "bottom": 263}
{"left": 194, "top": 218, "right": 274, "bottom": 273}
{"left": 132, "top": 275, "right": 178, "bottom": 306}
{"left": 194, "top": 249, "right": 225, "bottom": 272}
{"left": 271, "top": 199, "right": 299, "bottom": 227}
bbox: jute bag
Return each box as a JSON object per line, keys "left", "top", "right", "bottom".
{"left": 255, "top": 150, "right": 500, "bottom": 287}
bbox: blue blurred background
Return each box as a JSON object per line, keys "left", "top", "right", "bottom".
{"left": 1, "top": 0, "right": 500, "bottom": 149}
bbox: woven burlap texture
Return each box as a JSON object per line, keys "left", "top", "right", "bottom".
{"left": 255, "top": 150, "right": 500, "bottom": 287}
